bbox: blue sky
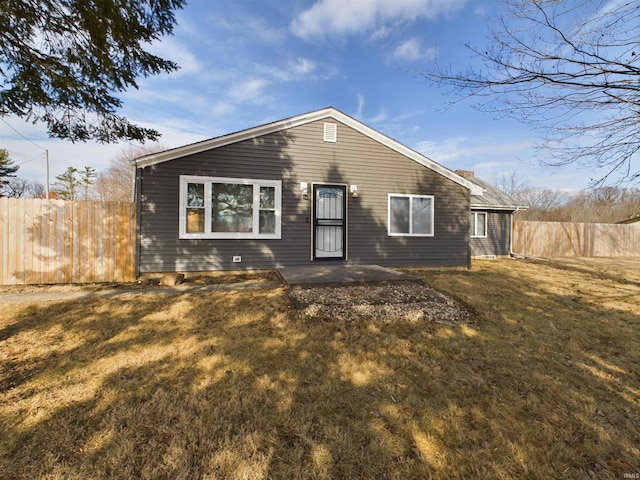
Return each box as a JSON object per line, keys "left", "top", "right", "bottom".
{"left": 2, "top": 0, "right": 597, "bottom": 191}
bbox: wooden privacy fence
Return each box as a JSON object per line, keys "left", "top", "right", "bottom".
{"left": 0, "top": 198, "right": 136, "bottom": 285}
{"left": 513, "top": 220, "right": 640, "bottom": 258}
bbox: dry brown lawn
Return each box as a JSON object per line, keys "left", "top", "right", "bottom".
{"left": 1, "top": 258, "right": 638, "bottom": 479}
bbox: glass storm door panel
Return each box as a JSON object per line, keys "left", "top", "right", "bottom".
{"left": 313, "top": 185, "right": 346, "bottom": 260}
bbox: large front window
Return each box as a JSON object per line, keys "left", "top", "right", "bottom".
{"left": 388, "top": 194, "right": 434, "bottom": 236}
{"left": 180, "top": 176, "right": 281, "bottom": 239}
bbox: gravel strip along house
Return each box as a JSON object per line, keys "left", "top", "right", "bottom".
{"left": 133, "top": 107, "right": 519, "bottom": 275}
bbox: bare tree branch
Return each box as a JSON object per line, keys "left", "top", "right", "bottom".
{"left": 421, "top": 0, "right": 640, "bottom": 185}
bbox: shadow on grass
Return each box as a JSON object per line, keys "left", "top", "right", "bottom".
{"left": 1, "top": 260, "right": 639, "bottom": 479}
{"left": 540, "top": 258, "right": 640, "bottom": 288}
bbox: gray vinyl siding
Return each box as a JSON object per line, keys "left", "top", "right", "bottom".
{"left": 470, "top": 210, "right": 511, "bottom": 257}
{"left": 138, "top": 119, "right": 470, "bottom": 273}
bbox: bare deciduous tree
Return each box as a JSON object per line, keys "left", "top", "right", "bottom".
{"left": 26, "top": 180, "right": 47, "bottom": 198}
{"left": 518, "top": 187, "right": 568, "bottom": 220}
{"left": 560, "top": 187, "right": 640, "bottom": 222}
{"left": 4, "top": 178, "right": 28, "bottom": 197}
{"left": 423, "top": 0, "right": 640, "bottom": 185}
{"left": 494, "top": 170, "right": 529, "bottom": 197}
{"left": 96, "top": 144, "right": 164, "bottom": 202}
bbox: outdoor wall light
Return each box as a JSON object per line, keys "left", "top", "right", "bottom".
{"left": 300, "top": 182, "right": 308, "bottom": 200}
{"left": 350, "top": 185, "right": 358, "bottom": 198}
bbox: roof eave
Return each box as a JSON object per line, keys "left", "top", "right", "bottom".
{"left": 471, "top": 204, "right": 529, "bottom": 211}
{"left": 133, "top": 107, "right": 481, "bottom": 194}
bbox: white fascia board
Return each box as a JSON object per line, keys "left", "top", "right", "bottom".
{"left": 133, "top": 107, "right": 482, "bottom": 194}
{"left": 471, "top": 204, "right": 530, "bottom": 211}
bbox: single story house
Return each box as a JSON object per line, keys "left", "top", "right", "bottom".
{"left": 133, "top": 107, "right": 521, "bottom": 275}
{"left": 455, "top": 171, "right": 528, "bottom": 258}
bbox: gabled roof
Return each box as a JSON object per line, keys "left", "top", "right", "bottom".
{"left": 133, "top": 107, "right": 484, "bottom": 195}
{"left": 467, "top": 176, "right": 529, "bottom": 211}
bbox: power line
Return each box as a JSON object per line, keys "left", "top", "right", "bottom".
{"left": 1, "top": 118, "right": 51, "bottom": 198}
{"left": 16, "top": 152, "right": 45, "bottom": 166}
{"left": 0, "top": 118, "right": 46, "bottom": 151}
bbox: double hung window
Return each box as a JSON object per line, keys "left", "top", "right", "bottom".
{"left": 470, "top": 211, "right": 487, "bottom": 238}
{"left": 180, "top": 176, "right": 281, "bottom": 239}
{"left": 388, "top": 194, "right": 434, "bottom": 236}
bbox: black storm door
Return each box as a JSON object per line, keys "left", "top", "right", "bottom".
{"left": 313, "top": 184, "right": 346, "bottom": 260}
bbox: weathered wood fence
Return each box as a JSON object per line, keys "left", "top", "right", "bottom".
{"left": 0, "top": 198, "right": 136, "bottom": 285}
{"left": 513, "top": 220, "right": 640, "bottom": 257}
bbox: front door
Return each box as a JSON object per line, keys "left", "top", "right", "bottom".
{"left": 313, "top": 184, "right": 347, "bottom": 260}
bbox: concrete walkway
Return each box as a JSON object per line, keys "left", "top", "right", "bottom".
{"left": 0, "top": 281, "right": 282, "bottom": 304}
{"left": 277, "top": 264, "right": 419, "bottom": 287}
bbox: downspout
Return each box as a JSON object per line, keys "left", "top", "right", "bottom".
{"left": 134, "top": 167, "right": 142, "bottom": 278}
{"left": 467, "top": 194, "right": 472, "bottom": 269}
{"left": 509, "top": 208, "right": 547, "bottom": 261}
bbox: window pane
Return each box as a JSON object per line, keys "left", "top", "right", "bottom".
{"left": 412, "top": 197, "right": 432, "bottom": 234}
{"left": 259, "top": 210, "right": 276, "bottom": 234}
{"left": 260, "top": 186, "right": 275, "bottom": 209}
{"left": 470, "top": 213, "right": 476, "bottom": 236}
{"left": 187, "top": 183, "right": 204, "bottom": 207}
{"left": 211, "top": 183, "right": 253, "bottom": 232}
{"left": 186, "top": 208, "right": 205, "bottom": 233}
{"left": 477, "top": 213, "right": 486, "bottom": 237}
{"left": 390, "top": 196, "right": 410, "bottom": 234}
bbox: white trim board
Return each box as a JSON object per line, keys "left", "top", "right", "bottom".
{"left": 133, "top": 107, "right": 484, "bottom": 196}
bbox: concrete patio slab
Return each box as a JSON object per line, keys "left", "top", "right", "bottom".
{"left": 277, "top": 264, "right": 419, "bottom": 287}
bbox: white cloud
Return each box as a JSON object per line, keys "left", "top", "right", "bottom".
{"left": 370, "top": 26, "right": 392, "bottom": 41}
{"left": 369, "top": 109, "right": 388, "bottom": 123}
{"left": 291, "top": 0, "right": 467, "bottom": 40}
{"left": 253, "top": 56, "right": 333, "bottom": 83}
{"left": 213, "top": 13, "right": 285, "bottom": 44}
{"left": 355, "top": 94, "right": 365, "bottom": 118}
{"left": 392, "top": 37, "right": 437, "bottom": 61}
{"left": 227, "top": 79, "right": 271, "bottom": 105}
{"left": 241, "top": 15, "right": 286, "bottom": 43}
{"left": 415, "top": 136, "right": 532, "bottom": 164}
{"left": 210, "top": 101, "right": 235, "bottom": 117}
{"left": 146, "top": 37, "right": 201, "bottom": 76}
{"left": 290, "top": 57, "right": 317, "bottom": 75}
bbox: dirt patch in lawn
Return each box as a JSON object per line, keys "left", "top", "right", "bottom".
{"left": 289, "top": 282, "right": 472, "bottom": 324}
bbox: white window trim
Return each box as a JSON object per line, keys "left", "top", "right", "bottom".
{"left": 387, "top": 193, "right": 435, "bottom": 237}
{"left": 470, "top": 211, "right": 488, "bottom": 238}
{"left": 179, "top": 175, "right": 282, "bottom": 239}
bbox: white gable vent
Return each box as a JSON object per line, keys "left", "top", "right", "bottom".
{"left": 324, "top": 122, "right": 337, "bottom": 142}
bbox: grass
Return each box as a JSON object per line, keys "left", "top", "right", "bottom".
{"left": 1, "top": 258, "right": 638, "bottom": 479}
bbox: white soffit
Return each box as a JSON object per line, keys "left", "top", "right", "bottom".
{"left": 133, "top": 107, "right": 483, "bottom": 195}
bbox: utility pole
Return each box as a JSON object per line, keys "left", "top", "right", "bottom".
{"left": 45, "top": 149, "right": 50, "bottom": 199}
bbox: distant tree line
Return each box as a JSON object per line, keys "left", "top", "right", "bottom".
{"left": 496, "top": 172, "right": 640, "bottom": 223}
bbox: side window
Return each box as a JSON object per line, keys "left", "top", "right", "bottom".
{"left": 471, "top": 212, "right": 487, "bottom": 238}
